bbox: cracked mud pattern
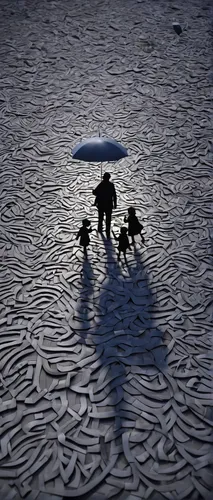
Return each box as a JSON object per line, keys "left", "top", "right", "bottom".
{"left": 0, "top": 0, "right": 212, "bottom": 499}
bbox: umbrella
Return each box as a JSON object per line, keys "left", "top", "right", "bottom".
{"left": 172, "top": 22, "right": 182, "bottom": 35}
{"left": 72, "top": 135, "right": 128, "bottom": 177}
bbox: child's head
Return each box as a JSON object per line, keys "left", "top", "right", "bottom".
{"left": 121, "top": 226, "right": 128, "bottom": 235}
{"left": 128, "top": 206, "right": 135, "bottom": 216}
{"left": 82, "top": 218, "right": 90, "bottom": 227}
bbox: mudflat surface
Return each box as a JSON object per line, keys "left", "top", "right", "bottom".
{"left": 0, "top": 0, "right": 212, "bottom": 499}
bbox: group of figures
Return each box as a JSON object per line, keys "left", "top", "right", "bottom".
{"left": 76, "top": 172, "right": 145, "bottom": 261}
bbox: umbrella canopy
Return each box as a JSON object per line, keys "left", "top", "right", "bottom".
{"left": 72, "top": 136, "right": 128, "bottom": 163}
{"left": 172, "top": 22, "right": 182, "bottom": 35}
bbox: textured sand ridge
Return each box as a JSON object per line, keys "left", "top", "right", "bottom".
{"left": 0, "top": 0, "right": 212, "bottom": 499}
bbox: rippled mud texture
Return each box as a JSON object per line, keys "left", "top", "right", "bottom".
{"left": 0, "top": 0, "right": 212, "bottom": 499}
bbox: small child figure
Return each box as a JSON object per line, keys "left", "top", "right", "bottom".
{"left": 112, "top": 226, "right": 131, "bottom": 263}
{"left": 76, "top": 219, "right": 92, "bottom": 258}
{"left": 124, "top": 207, "right": 145, "bottom": 245}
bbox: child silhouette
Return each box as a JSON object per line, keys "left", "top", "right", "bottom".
{"left": 124, "top": 207, "right": 145, "bottom": 245}
{"left": 76, "top": 219, "right": 92, "bottom": 258}
{"left": 112, "top": 226, "right": 131, "bottom": 263}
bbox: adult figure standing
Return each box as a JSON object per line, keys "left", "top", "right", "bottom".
{"left": 92, "top": 172, "right": 117, "bottom": 239}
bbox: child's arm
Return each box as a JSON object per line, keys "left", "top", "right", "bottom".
{"left": 138, "top": 219, "right": 143, "bottom": 230}
{"left": 112, "top": 230, "right": 119, "bottom": 241}
{"left": 76, "top": 230, "right": 80, "bottom": 240}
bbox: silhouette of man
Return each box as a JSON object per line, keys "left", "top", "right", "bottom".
{"left": 92, "top": 172, "right": 117, "bottom": 239}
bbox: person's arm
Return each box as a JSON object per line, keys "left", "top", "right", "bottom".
{"left": 112, "top": 230, "right": 119, "bottom": 240}
{"left": 136, "top": 216, "right": 143, "bottom": 230}
{"left": 92, "top": 182, "right": 101, "bottom": 197}
{"left": 113, "top": 184, "right": 117, "bottom": 209}
{"left": 76, "top": 229, "right": 80, "bottom": 240}
{"left": 124, "top": 215, "right": 128, "bottom": 223}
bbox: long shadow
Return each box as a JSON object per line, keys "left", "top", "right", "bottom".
{"left": 63, "top": 234, "right": 168, "bottom": 499}
{"left": 100, "top": 236, "right": 167, "bottom": 370}
{"left": 74, "top": 256, "right": 96, "bottom": 346}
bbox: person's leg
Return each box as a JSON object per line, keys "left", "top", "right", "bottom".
{"left": 123, "top": 251, "right": 127, "bottom": 264}
{"left": 83, "top": 246, "right": 87, "bottom": 258}
{"left": 140, "top": 232, "right": 145, "bottom": 244}
{"left": 117, "top": 250, "right": 121, "bottom": 261}
{"left": 98, "top": 210, "right": 104, "bottom": 232}
{"left": 106, "top": 210, "right": 112, "bottom": 238}
{"left": 131, "top": 236, "right": 135, "bottom": 245}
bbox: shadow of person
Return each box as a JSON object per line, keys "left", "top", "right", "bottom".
{"left": 72, "top": 257, "right": 96, "bottom": 346}
{"left": 79, "top": 234, "right": 168, "bottom": 447}
{"left": 60, "top": 234, "right": 168, "bottom": 499}
{"left": 101, "top": 235, "right": 167, "bottom": 369}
